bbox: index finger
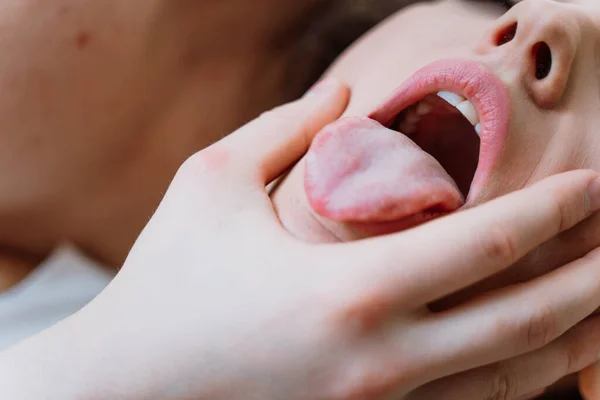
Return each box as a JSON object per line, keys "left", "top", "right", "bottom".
{"left": 330, "top": 170, "right": 600, "bottom": 308}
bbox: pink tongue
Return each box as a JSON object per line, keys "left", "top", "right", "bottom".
{"left": 305, "top": 117, "right": 464, "bottom": 223}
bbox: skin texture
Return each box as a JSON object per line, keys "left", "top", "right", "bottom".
{"left": 4, "top": 83, "right": 600, "bottom": 400}
{"left": 268, "top": 0, "right": 600, "bottom": 396}
{"left": 272, "top": 0, "right": 600, "bottom": 307}
{"left": 1, "top": 0, "right": 600, "bottom": 396}
{"left": 0, "top": 0, "right": 322, "bottom": 276}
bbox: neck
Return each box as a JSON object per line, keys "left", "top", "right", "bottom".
{"left": 0, "top": 0, "right": 321, "bottom": 267}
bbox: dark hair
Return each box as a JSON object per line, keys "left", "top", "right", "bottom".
{"left": 283, "top": 0, "right": 513, "bottom": 98}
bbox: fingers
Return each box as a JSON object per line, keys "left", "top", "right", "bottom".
{"left": 410, "top": 246, "right": 600, "bottom": 379}
{"left": 580, "top": 362, "right": 600, "bottom": 400}
{"left": 331, "top": 170, "right": 600, "bottom": 308}
{"left": 406, "top": 316, "right": 600, "bottom": 400}
{"left": 218, "top": 78, "right": 349, "bottom": 185}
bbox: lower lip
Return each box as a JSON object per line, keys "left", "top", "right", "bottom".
{"left": 368, "top": 59, "right": 510, "bottom": 202}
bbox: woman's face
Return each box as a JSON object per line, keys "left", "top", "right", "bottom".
{"left": 327, "top": 0, "right": 600, "bottom": 205}
{"left": 273, "top": 0, "right": 600, "bottom": 301}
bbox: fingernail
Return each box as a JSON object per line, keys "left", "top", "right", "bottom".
{"left": 588, "top": 178, "right": 600, "bottom": 213}
{"left": 305, "top": 78, "right": 340, "bottom": 98}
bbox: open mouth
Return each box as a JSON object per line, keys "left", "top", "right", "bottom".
{"left": 304, "top": 59, "right": 510, "bottom": 232}
{"left": 388, "top": 91, "right": 481, "bottom": 198}
{"left": 369, "top": 59, "right": 511, "bottom": 203}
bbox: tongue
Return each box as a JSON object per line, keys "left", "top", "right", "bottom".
{"left": 305, "top": 117, "right": 464, "bottom": 224}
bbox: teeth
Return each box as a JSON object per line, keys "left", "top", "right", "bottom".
{"left": 437, "top": 91, "right": 466, "bottom": 107}
{"left": 394, "top": 93, "right": 482, "bottom": 137}
{"left": 455, "top": 100, "right": 479, "bottom": 126}
{"left": 437, "top": 91, "right": 481, "bottom": 129}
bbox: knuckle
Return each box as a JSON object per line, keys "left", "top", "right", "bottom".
{"left": 329, "top": 290, "right": 393, "bottom": 336}
{"left": 477, "top": 224, "right": 519, "bottom": 265}
{"left": 177, "top": 152, "right": 204, "bottom": 176}
{"left": 486, "top": 368, "right": 519, "bottom": 400}
{"left": 522, "top": 306, "right": 558, "bottom": 350}
{"left": 176, "top": 146, "right": 231, "bottom": 182}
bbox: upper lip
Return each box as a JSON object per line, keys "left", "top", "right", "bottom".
{"left": 368, "top": 59, "right": 511, "bottom": 202}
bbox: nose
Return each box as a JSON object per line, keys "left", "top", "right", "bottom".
{"left": 479, "top": 0, "right": 579, "bottom": 108}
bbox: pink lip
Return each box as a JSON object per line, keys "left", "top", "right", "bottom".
{"left": 368, "top": 59, "right": 510, "bottom": 202}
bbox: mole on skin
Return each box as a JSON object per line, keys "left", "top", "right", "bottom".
{"left": 76, "top": 31, "right": 91, "bottom": 50}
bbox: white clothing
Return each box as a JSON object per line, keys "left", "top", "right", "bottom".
{"left": 0, "top": 245, "right": 113, "bottom": 351}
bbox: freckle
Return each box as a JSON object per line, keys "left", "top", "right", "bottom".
{"left": 75, "top": 32, "right": 91, "bottom": 50}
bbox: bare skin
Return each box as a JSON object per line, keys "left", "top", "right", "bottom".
{"left": 269, "top": 0, "right": 600, "bottom": 396}
{"left": 0, "top": 0, "right": 322, "bottom": 287}
{"left": 0, "top": 0, "right": 600, "bottom": 397}
{"left": 272, "top": 0, "right": 600, "bottom": 308}
{"left": 3, "top": 83, "right": 600, "bottom": 400}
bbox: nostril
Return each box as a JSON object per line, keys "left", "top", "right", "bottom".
{"left": 532, "top": 42, "right": 552, "bottom": 80}
{"left": 495, "top": 22, "right": 518, "bottom": 46}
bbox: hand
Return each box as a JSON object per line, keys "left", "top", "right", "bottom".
{"left": 580, "top": 364, "right": 600, "bottom": 399}
{"left": 3, "top": 79, "right": 600, "bottom": 400}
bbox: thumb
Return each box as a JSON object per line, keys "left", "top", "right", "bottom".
{"left": 220, "top": 78, "right": 350, "bottom": 185}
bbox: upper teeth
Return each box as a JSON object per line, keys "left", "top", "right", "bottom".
{"left": 455, "top": 99, "right": 479, "bottom": 126}
{"left": 395, "top": 91, "right": 482, "bottom": 137}
{"left": 436, "top": 91, "right": 465, "bottom": 107}
{"left": 437, "top": 91, "right": 480, "bottom": 128}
